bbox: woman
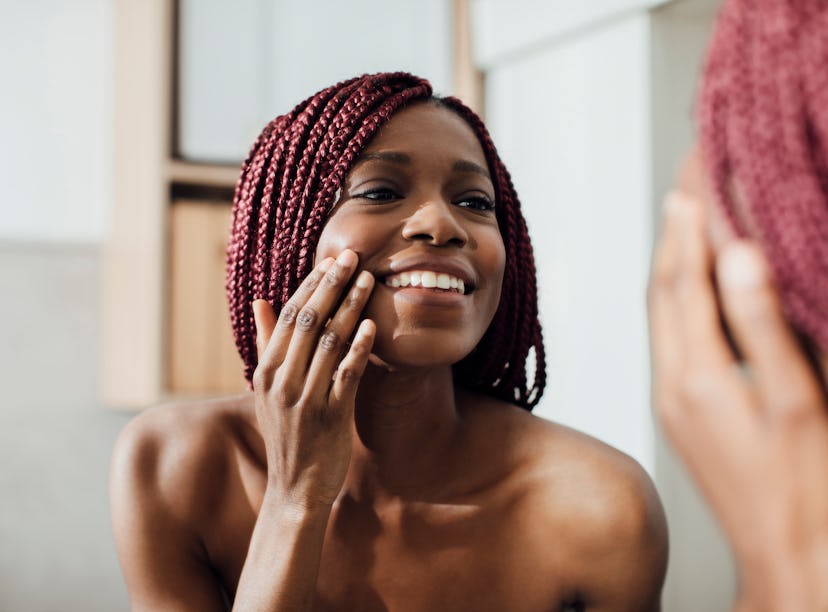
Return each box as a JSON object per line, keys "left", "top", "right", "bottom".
{"left": 649, "top": 0, "right": 828, "bottom": 609}
{"left": 111, "top": 73, "right": 667, "bottom": 611}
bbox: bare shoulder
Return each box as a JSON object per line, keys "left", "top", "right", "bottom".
{"left": 525, "top": 416, "right": 668, "bottom": 608}
{"left": 518, "top": 413, "right": 663, "bottom": 535}
{"left": 109, "top": 395, "right": 256, "bottom": 610}
{"left": 465, "top": 396, "right": 659, "bottom": 501}
{"left": 110, "top": 394, "right": 254, "bottom": 523}
{"left": 464, "top": 396, "right": 668, "bottom": 609}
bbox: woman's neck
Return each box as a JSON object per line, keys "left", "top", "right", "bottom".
{"left": 343, "top": 362, "right": 465, "bottom": 503}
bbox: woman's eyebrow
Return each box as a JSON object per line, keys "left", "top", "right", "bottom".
{"left": 453, "top": 159, "right": 490, "bottom": 179}
{"left": 352, "top": 153, "right": 490, "bottom": 179}
{"left": 353, "top": 151, "right": 411, "bottom": 167}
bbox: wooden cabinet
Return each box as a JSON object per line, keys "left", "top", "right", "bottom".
{"left": 168, "top": 200, "right": 247, "bottom": 395}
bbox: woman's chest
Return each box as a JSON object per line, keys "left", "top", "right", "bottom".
{"left": 206, "top": 458, "right": 575, "bottom": 610}
{"left": 215, "top": 523, "right": 573, "bottom": 612}
{"left": 313, "top": 538, "right": 515, "bottom": 612}
{"left": 210, "top": 495, "right": 565, "bottom": 611}
{"left": 310, "top": 499, "right": 568, "bottom": 612}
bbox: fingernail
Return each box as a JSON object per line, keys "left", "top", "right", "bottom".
{"left": 251, "top": 301, "right": 261, "bottom": 329}
{"left": 318, "top": 257, "right": 335, "bottom": 271}
{"left": 663, "top": 191, "right": 687, "bottom": 217}
{"left": 719, "top": 242, "right": 766, "bottom": 289}
{"left": 355, "top": 270, "right": 373, "bottom": 289}
{"left": 664, "top": 190, "right": 696, "bottom": 220}
{"left": 356, "top": 319, "right": 374, "bottom": 338}
{"left": 337, "top": 249, "right": 357, "bottom": 267}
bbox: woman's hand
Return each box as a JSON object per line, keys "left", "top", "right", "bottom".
{"left": 648, "top": 192, "right": 828, "bottom": 611}
{"left": 252, "top": 249, "right": 376, "bottom": 511}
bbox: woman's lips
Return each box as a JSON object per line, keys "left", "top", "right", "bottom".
{"left": 377, "top": 255, "right": 477, "bottom": 295}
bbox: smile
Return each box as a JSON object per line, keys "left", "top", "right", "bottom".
{"left": 382, "top": 270, "right": 466, "bottom": 294}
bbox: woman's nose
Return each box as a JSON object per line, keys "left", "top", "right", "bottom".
{"left": 401, "top": 200, "right": 468, "bottom": 247}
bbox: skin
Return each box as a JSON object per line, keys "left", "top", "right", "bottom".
{"left": 648, "top": 146, "right": 828, "bottom": 611}
{"left": 111, "top": 102, "right": 667, "bottom": 611}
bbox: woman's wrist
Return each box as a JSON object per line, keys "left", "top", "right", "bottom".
{"left": 261, "top": 484, "right": 335, "bottom": 524}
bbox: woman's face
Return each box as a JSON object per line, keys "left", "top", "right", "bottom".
{"left": 314, "top": 102, "right": 506, "bottom": 368}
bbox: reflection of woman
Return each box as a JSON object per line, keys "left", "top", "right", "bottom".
{"left": 649, "top": 0, "right": 828, "bottom": 608}
{"left": 111, "top": 73, "right": 667, "bottom": 610}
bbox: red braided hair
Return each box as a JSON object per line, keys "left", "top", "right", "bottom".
{"left": 226, "top": 72, "right": 546, "bottom": 410}
{"left": 698, "top": 0, "right": 828, "bottom": 350}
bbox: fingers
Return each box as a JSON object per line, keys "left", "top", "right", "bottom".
{"left": 253, "top": 248, "right": 376, "bottom": 412}
{"left": 256, "top": 257, "right": 336, "bottom": 374}
{"left": 716, "top": 241, "right": 824, "bottom": 419}
{"left": 304, "top": 270, "right": 375, "bottom": 393}
{"left": 329, "top": 319, "right": 376, "bottom": 410}
{"left": 277, "top": 250, "right": 361, "bottom": 387}
{"left": 648, "top": 192, "right": 685, "bottom": 392}
{"left": 649, "top": 191, "right": 749, "bottom": 441}
{"left": 672, "top": 191, "right": 733, "bottom": 370}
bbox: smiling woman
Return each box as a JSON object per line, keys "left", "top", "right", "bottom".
{"left": 110, "top": 72, "right": 667, "bottom": 612}
{"left": 226, "top": 75, "right": 543, "bottom": 410}
{"left": 314, "top": 105, "right": 505, "bottom": 369}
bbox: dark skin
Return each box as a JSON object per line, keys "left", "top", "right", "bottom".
{"left": 110, "top": 103, "right": 668, "bottom": 611}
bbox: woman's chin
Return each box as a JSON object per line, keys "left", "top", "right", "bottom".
{"left": 366, "top": 335, "right": 475, "bottom": 372}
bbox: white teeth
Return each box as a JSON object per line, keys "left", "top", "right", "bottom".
{"left": 421, "top": 271, "right": 437, "bottom": 288}
{"left": 383, "top": 270, "right": 468, "bottom": 294}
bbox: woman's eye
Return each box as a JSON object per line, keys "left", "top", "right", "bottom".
{"left": 354, "top": 188, "right": 400, "bottom": 202}
{"left": 455, "top": 196, "right": 495, "bottom": 211}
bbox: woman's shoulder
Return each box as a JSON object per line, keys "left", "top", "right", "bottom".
{"left": 110, "top": 394, "right": 257, "bottom": 522}
{"left": 466, "top": 396, "right": 668, "bottom": 601}
{"left": 521, "top": 417, "right": 665, "bottom": 539}
{"left": 465, "top": 393, "right": 667, "bottom": 562}
{"left": 112, "top": 394, "right": 255, "bottom": 465}
{"left": 464, "top": 392, "right": 651, "bottom": 481}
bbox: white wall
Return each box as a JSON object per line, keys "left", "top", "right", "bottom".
{"left": 485, "top": 13, "right": 655, "bottom": 473}
{"left": 0, "top": 0, "right": 113, "bottom": 244}
{"left": 0, "top": 5, "right": 128, "bottom": 610}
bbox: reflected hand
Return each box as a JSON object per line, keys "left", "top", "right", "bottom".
{"left": 648, "top": 192, "right": 828, "bottom": 611}
{"left": 252, "top": 249, "right": 376, "bottom": 511}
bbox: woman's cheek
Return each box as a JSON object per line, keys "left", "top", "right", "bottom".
{"left": 314, "top": 229, "right": 363, "bottom": 267}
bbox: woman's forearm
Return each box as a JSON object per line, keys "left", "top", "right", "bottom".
{"left": 233, "top": 488, "right": 332, "bottom": 611}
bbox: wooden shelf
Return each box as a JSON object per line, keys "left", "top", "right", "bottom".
{"left": 167, "top": 159, "right": 240, "bottom": 188}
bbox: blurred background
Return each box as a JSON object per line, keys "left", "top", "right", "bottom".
{"left": 0, "top": 0, "right": 735, "bottom": 609}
